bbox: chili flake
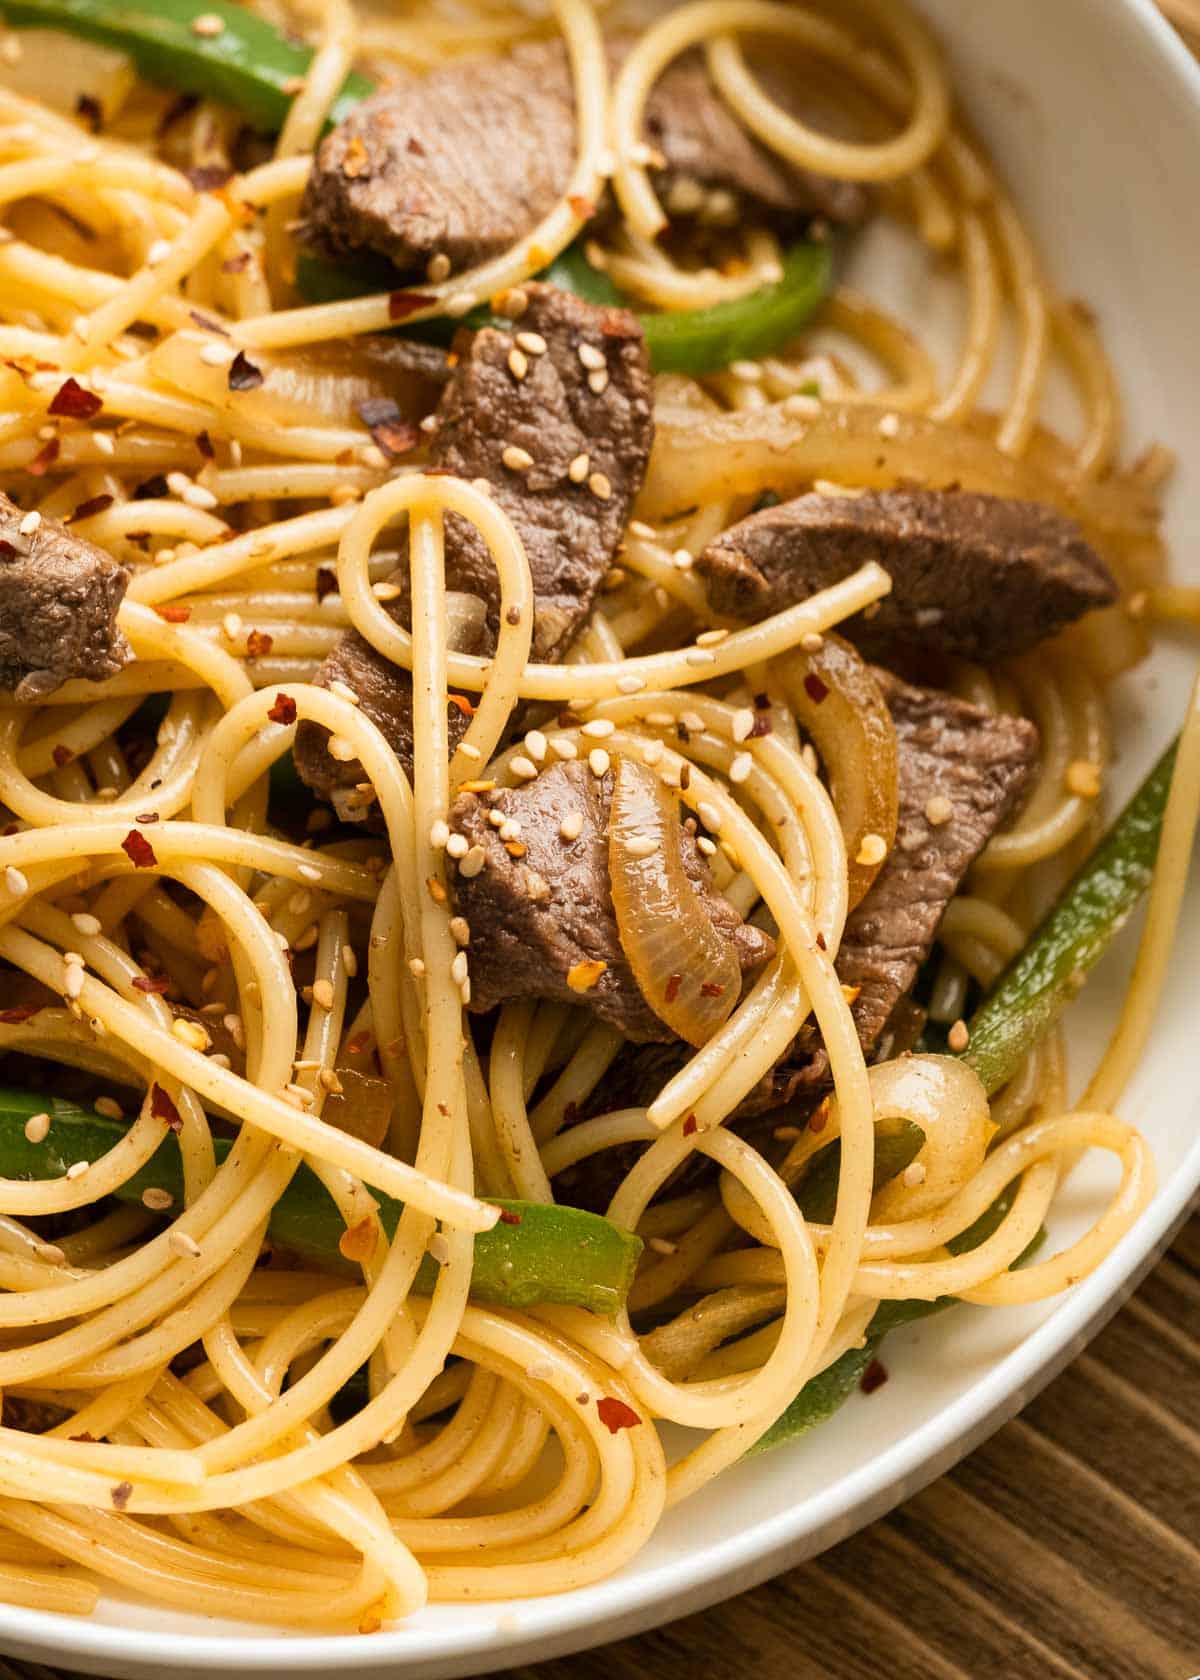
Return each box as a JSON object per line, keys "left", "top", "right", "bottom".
{"left": 388, "top": 290, "right": 435, "bottom": 322}
{"left": 596, "top": 1396, "right": 641, "bottom": 1433}
{"left": 27, "top": 436, "right": 60, "bottom": 476}
{"left": 267, "top": 693, "right": 297, "bottom": 726}
{"left": 67, "top": 493, "right": 114, "bottom": 524}
{"left": 803, "top": 672, "right": 829, "bottom": 704}
{"left": 682, "top": 1113, "right": 698, "bottom": 1137}
{"left": 150, "top": 1083, "right": 182, "bottom": 1131}
{"left": 48, "top": 377, "right": 102, "bottom": 421}
{"left": 316, "top": 565, "right": 338, "bottom": 601}
{"left": 567, "top": 959, "right": 607, "bottom": 992}
{"left": 357, "top": 397, "right": 420, "bottom": 459}
{"left": 228, "top": 350, "right": 264, "bottom": 392}
{"left": 156, "top": 605, "right": 192, "bottom": 623}
{"left": 121, "top": 830, "right": 157, "bottom": 868}
{"left": 132, "top": 975, "right": 171, "bottom": 995}
{"left": 52, "top": 744, "right": 73, "bottom": 768}
{"left": 860, "top": 1359, "right": 889, "bottom": 1395}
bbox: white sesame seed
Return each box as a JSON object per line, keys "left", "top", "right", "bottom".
{"left": 297, "top": 863, "right": 322, "bottom": 882}
{"left": 23, "top": 1112, "right": 49, "bottom": 1143}
{"left": 409, "top": 957, "right": 426, "bottom": 978}
{"left": 696, "top": 835, "right": 717, "bottom": 856}
{"left": 783, "top": 392, "right": 820, "bottom": 418}
{"left": 459, "top": 977, "right": 472, "bottom": 1005}
{"left": 696, "top": 627, "right": 729, "bottom": 647}
{"left": 94, "top": 432, "right": 115, "bottom": 456}
{"left": 428, "top": 1232, "right": 451, "bottom": 1265}
{"left": 182, "top": 481, "right": 218, "bottom": 510}
{"left": 63, "top": 951, "right": 84, "bottom": 967}
{"left": 18, "top": 510, "right": 40, "bottom": 537}
{"left": 65, "top": 1160, "right": 89, "bottom": 1181}
{"left": 901, "top": 1161, "right": 927, "bottom": 1188}
{"left": 578, "top": 343, "right": 606, "bottom": 371}
{"left": 730, "top": 359, "right": 763, "bottom": 383}
{"left": 877, "top": 412, "right": 901, "bottom": 439}
{"left": 450, "top": 951, "right": 469, "bottom": 986}
{"left": 426, "top": 252, "right": 451, "bottom": 283}
{"left": 800, "top": 631, "right": 825, "bottom": 653}
{"left": 508, "top": 347, "right": 529, "bottom": 381}
{"left": 856, "top": 832, "right": 888, "bottom": 867}
{"left": 588, "top": 748, "right": 610, "bottom": 777}
{"left": 641, "top": 739, "right": 664, "bottom": 766}
{"left": 524, "top": 729, "right": 548, "bottom": 762}
{"left": 458, "top": 741, "right": 482, "bottom": 761}
{"left": 559, "top": 810, "right": 584, "bottom": 841}
{"left": 372, "top": 580, "right": 402, "bottom": 600}
{"left": 70, "top": 912, "right": 102, "bottom": 937}
{"left": 581, "top": 718, "right": 615, "bottom": 739}
{"left": 63, "top": 965, "right": 84, "bottom": 1000}
{"left": 311, "top": 978, "right": 335, "bottom": 1010}
{"left": 498, "top": 819, "right": 522, "bottom": 842}
{"left": 729, "top": 752, "right": 753, "bottom": 784}
{"left": 616, "top": 674, "right": 645, "bottom": 694}
{"left": 924, "top": 795, "right": 954, "bottom": 826}
{"left": 458, "top": 845, "right": 486, "bottom": 879}
{"left": 697, "top": 801, "right": 722, "bottom": 833}
{"left": 326, "top": 735, "right": 356, "bottom": 762}
{"left": 191, "top": 12, "right": 225, "bottom": 36}
{"left": 510, "top": 755, "right": 538, "bottom": 780}
{"left": 446, "top": 833, "right": 469, "bottom": 859}
{"left": 199, "top": 341, "right": 230, "bottom": 366}
{"left": 549, "top": 735, "right": 578, "bottom": 759}
{"left": 449, "top": 916, "right": 470, "bottom": 945}
{"left": 624, "top": 835, "right": 656, "bottom": 858}
{"left": 4, "top": 865, "right": 28, "bottom": 897}
{"left": 731, "top": 708, "right": 756, "bottom": 743}
{"left": 947, "top": 1019, "right": 970, "bottom": 1053}
{"left": 142, "top": 1187, "right": 174, "bottom": 1211}
{"left": 568, "top": 452, "right": 590, "bottom": 484}
{"left": 686, "top": 648, "right": 716, "bottom": 666}
{"left": 168, "top": 1229, "right": 202, "bottom": 1258}
{"left": 516, "top": 331, "right": 547, "bottom": 355}
{"left": 71, "top": 315, "right": 91, "bottom": 342}
{"left": 629, "top": 521, "right": 656, "bottom": 539}
{"left": 672, "top": 548, "right": 694, "bottom": 571}
{"left": 342, "top": 943, "right": 358, "bottom": 977}
{"left": 94, "top": 1096, "right": 123, "bottom": 1120}
{"left": 588, "top": 472, "right": 612, "bottom": 500}
{"left": 488, "top": 809, "right": 506, "bottom": 828}
{"left": 429, "top": 819, "right": 450, "bottom": 849}
{"left": 502, "top": 445, "right": 534, "bottom": 473}
{"left": 172, "top": 1017, "right": 210, "bottom": 1051}
{"left": 222, "top": 611, "right": 242, "bottom": 640}
{"left": 587, "top": 369, "right": 609, "bottom": 395}
{"left": 680, "top": 711, "right": 705, "bottom": 733}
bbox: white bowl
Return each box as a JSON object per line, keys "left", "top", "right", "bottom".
{"left": 4, "top": 2, "right": 1200, "bottom": 1674}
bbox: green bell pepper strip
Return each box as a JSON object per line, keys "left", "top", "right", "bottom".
{"left": 0, "top": 0, "right": 372, "bottom": 133}
{"left": 962, "top": 735, "right": 1179, "bottom": 1098}
{"left": 0, "top": 1090, "right": 641, "bottom": 1315}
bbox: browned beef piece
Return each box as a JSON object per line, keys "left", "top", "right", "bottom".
{"left": 696, "top": 489, "right": 1117, "bottom": 664}
{"left": 302, "top": 39, "right": 865, "bottom": 274}
{"left": 447, "top": 759, "right": 774, "bottom": 1041}
{"left": 295, "top": 284, "right": 653, "bottom": 811}
{"left": 583, "top": 673, "right": 1039, "bottom": 1127}
{"left": 0, "top": 493, "right": 131, "bottom": 701}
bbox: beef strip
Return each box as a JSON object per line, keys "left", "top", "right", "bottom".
{"left": 584, "top": 672, "right": 1039, "bottom": 1129}
{"left": 0, "top": 492, "right": 131, "bottom": 701}
{"left": 302, "top": 39, "right": 866, "bottom": 274}
{"left": 447, "top": 759, "right": 774, "bottom": 1041}
{"left": 696, "top": 489, "right": 1118, "bottom": 664}
{"left": 295, "top": 283, "right": 653, "bottom": 811}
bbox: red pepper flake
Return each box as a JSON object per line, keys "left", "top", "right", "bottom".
{"left": 426, "top": 876, "right": 447, "bottom": 905}
{"left": 860, "top": 1359, "right": 889, "bottom": 1395}
{"left": 495, "top": 1207, "right": 522, "bottom": 1225}
{"left": 682, "top": 1113, "right": 697, "bottom": 1137}
{"left": 221, "top": 251, "right": 251, "bottom": 274}
{"left": 27, "top": 436, "right": 60, "bottom": 477}
{"left": 189, "top": 310, "right": 229, "bottom": 338}
{"left": 356, "top": 397, "right": 420, "bottom": 459}
{"left": 815, "top": 931, "right": 827, "bottom": 951}
{"left": 156, "top": 604, "right": 192, "bottom": 623}
{"left": 132, "top": 975, "right": 171, "bottom": 995}
{"left": 0, "top": 1005, "right": 37, "bottom": 1024}
{"left": 110, "top": 1481, "right": 133, "bottom": 1510}
{"left": 245, "top": 629, "right": 273, "bottom": 658}
{"left": 568, "top": 194, "right": 596, "bottom": 219}
{"left": 121, "top": 829, "right": 157, "bottom": 868}
{"left": 187, "top": 163, "right": 233, "bottom": 192}
{"left": 679, "top": 764, "right": 691, "bottom": 792}
{"left": 133, "top": 474, "right": 169, "bottom": 501}
{"left": 52, "top": 743, "right": 73, "bottom": 768}
{"left": 809, "top": 1100, "right": 829, "bottom": 1135}
{"left": 803, "top": 672, "right": 829, "bottom": 705}
{"left": 267, "top": 692, "right": 297, "bottom": 725}
{"left": 195, "top": 428, "right": 215, "bottom": 460}
{"left": 388, "top": 290, "right": 435, "bottom": 322}
{"left": 344, "top": 1033, "right": 372, "bottom": 1056}
{"left": 665, "top": 974, "right": 682, "bottom": 1003}
{"left": 504, "top": 839, "right": 527, "bottom": 858}
{"left": 150, "top": 1082, "right": 182, "bottom": 1131}
{"left": 67, "top": 493, "right": 114, "bottom": 524}
{"left": 406, "top": 136, "right": 426, "bottom": 157}
{"left": 447, "top": 693, "right": 475, "bottom": 718}
{"left": 75, "top": 93, "right": 103, "bottom": 133}
{"left": 315, "top": 565, "right": 338, "bottom": 602}
{"left": 748, "top": 714, "right": 773, "bottom": 739}
{"left": 48, "top": 377, "right": 103, "bottom": 421}
{"left": 228, "top": 350, "right": 264, "bottom": 392}
{"left": 596, "top": 1396, "right": 641, "bottom": 1433}
{"left": 70, "top": 1431, "right": 97, "bottom": 1443}
{"left": 699, "top": 981, "right": 725, "bottom": 998}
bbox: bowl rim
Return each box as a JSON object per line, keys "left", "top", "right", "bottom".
{"left": 1, "top": 0, "right": 1198, "bottom": 1672}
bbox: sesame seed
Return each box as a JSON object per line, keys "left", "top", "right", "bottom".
{"left": 222, "top": 612, "right": 242, "bottom": 640}
{"left": 182, "top": 482, "right": 218, "bottom": 510}
{"left": 449, "top": 916, "right": 470, "bottom": 945}
{"left": 168, "top": 1229, "right": 202, "bottom": 1258}
{"left": 429, "top": 819, "right": 450, "bottom": 849}
{"left": 587, "top": 369, "right": 609, "bottom": 395}
{"left": 18, "top": 510, "right": 40, "bottom": 538}
{"left": 730, "top": 359, "right": 763, "bottom": 383}
{"left": 297, "top": 862, "right": 322, "bottom": 882}
{"left": 524, "top": 729, "right": 548, "bottom": 762}
{"left": 508, "top": 347, "right": 529, "bottom": 381}
{"left": 696, "top": 628, "right": 729, "bottom": 647}
{"left": 445, "top": 291, "right": 476, "bottom": 317}
{"left": 458, "top": 845, "right": 486, "bottom": 879}
{"left": 498, "top": 819, "right": 522, "bottom": 842}
{"left": 800, "top": 631, "right": 824, "bottom": 653}
{"left": 510, "top": 755, "right": 538, "bottom": 780}
{"left": 373, "top": 580, "right": 402, "bottom": 600}
{"left": 428, "top": 1232, "right": 451, "bottom": 1265}
{"left": 426, "top": 252, "right": 451, "bottom": 282}
{"left": 581, "top": 718, "right": 615, "bottom": 739}
{"left": 488, "top": 809, "right": 506, "bottom": 828}
{"left": 190, "top": 12, "right": 225, "bottom": 36}
{"left": 549, "top": 736, "right": 578, "bottom": 759}
{"left": 328, "top": 679, "right": 359, "bottom": 706}
{"left": 672, "top": 548, "right": 694, "bottom": 571}
{"left": 451, "top": 951, "right": 469, "bottom": 986}
{"left": 142, "top": 1187, "right": 174, "bottom": 1211}
{"left": 172, "top": 1017, "right": 210, "bottom": 1052}
{"left": 685, "top": 648, "right": 716, "bottom": 666}
{"left": 729, "top": 752, "right": 752, "bottom": 784}
{"left": 877, "top": 412, "right": 901, "bottom": 438}
{"left": 408, "top": 958, "right": 426, "bottom": 978}
{"left": 641, "top": 739, "right": 664, "bottom": 766}
{"left": 623, "top": 835, "right": 656, "bottom": 858}
{"left": 516, "top": 331, "right": 547, "bottom": 355}
{"left": 342, "top": 944, "right": 358, "bottom": 977}
{"left": 94, "top": 1096, "right": 123, "bottom": 1121}
{"left": 568, "top": 452, "right": 590, "bottom": 484}
{"left": 680, "top": 711, "right": 705, "bottom": 732}
{"left": 588, "top": 748, "right": 610, "bottom": 777}
{"left": 924, "top": 795, "right": 954, "bottom": 826}
{"left": 559, "top": 811, "right": 584, "bottom": 842}
{"left": 4, "top": 865, "right": 28, "bottom": 897}
{"left": 459, "top": 977, "right": 472, "bottom": 1005}
{"left": 1065, "top": 759, "right": 1102, "bottom": 798}
{"left": 696, "top": 835, "right": 717, "bottom": 855}
{"left": 629, "top": 521, "right": 656, "bottom": 539}
{"left": 23, "top": 1112, "right": 49, "bottom": 1144}
{"left": 63, "top": 951, "right": 84, "bottom": 968}
{"left": 311, "top": 979, "right": 335, "bottom": 1010}
{"left": 147, "top": 237, "right": 171, "bottom": 267}
{"left": 446, "top": 833, "right": 469, "bottom": 859}
{"left": 199, "top": 341, "right": 230, "bottom": 366}
{"left": 901, "top": 1161, "right": 927, "bottom": 1188}
{"left": 578, "top": 343, "right": 606, "bottom": 371}
{"left": 588, "top": 472, "right": 612, "bottom": 500}
{"left": 70, "top": 912, "right": 102, "bottom": 937}
{"left": 616, "top": 674, "right": 645, "bottom": 694}
{"left": 326, "top": 735, "right": 356, "bottom": 762}
{"left": 63, "top": 965, "right": 84, "bottom": 1000}
{"left": 502, "top": 445, "right": 534, "bottom": 473}
{"left": 458, "top": 742, "right": 482, "bottom": 761}
{"left": 731, "top": 708, "right": 756, "bottom": 743}
{"left": 697, "top": 801, "right": 722, "bottom": 833}
{"left": 856, "top": 833, "right": 888, "bottom": 867}
{"left": 783, "top": 392, "right": 820, "bottom": 418}
{"left": 65, "top": 1160, "right": 89, "bottom": 1181}
{"left": 947, "top": 1019, "right": 970, "bottom": 1053}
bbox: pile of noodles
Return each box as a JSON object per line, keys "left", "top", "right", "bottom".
{"left": 0, "top": 0, "right": 1194, "bottom": 1634}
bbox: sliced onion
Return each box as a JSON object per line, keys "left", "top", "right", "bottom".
{"left": 776, "top": 633, "right": 897, "bottom": 909}
{"left": 609, "top": 756, "right": 740, "bottom": 1046}
{"left": 149, "top": 330, "right": 445, "bottom": 433}
{"left": 0, "top": 30, "right": 134, "bottom": 125}
{"left": 866, "top": 1054, "right": 993, "bottom": 1221}
{"left": 321, "top": 1068, "right": 392, "bottom": 1150}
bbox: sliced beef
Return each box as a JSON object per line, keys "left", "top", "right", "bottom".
{"left": 302, "top": 39, "right": 865, "bottom": 274}
{"left": 295, "top": 283, "right": 653, "bottom": 810}
{"left": 696, "top": 489, "right": 1118, "bottom": 664}
{"left": 0, "top": 493, "right": 131, "bottom": 701}
{"left": 447, "top": 759, "right": 774, "bottom": 1041}
{"left": 584, "top": 674, "right": 1039, "bottom": 1133}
